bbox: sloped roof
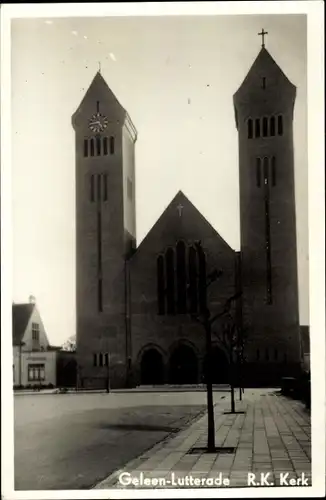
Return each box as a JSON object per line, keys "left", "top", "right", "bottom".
{"left": 12, "top": 303, "right": 35, "bottom": 345}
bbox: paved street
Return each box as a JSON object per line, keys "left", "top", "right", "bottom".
{"left": 96, "top": 390, "right": 311, "bottom": 490}
{"left": 14, "top": 391, "right": 218, "bottom": 490}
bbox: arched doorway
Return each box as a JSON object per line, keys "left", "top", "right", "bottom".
{"left": 169, "top": 344, "right": 198, "bottom": 384}
{"left": 203, "top": 346, "right": 229, "bottom": 384}
{"left": 140, "top": 348, "right": 164, "bottom": 385}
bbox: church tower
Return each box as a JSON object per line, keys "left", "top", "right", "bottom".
{"left": 72, "top": 72, "right": 137, "bottom": 389}
{"left": 233, "top": 36, "right": 301, "bottom": 384}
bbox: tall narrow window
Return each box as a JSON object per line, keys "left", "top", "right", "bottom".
{"left": 157, "top": 255, "right": 165, "bottom": 315}
{"left": 265, "top": 348, "right": 269, "bottom": 361}
{"left": 277, "top": 115, "right": 283, "bottom": 136}
{"left": 283, "top": 353, "right": 287, "bottom": 363}
{"left": 166, "top": 248, "right": 175, "bottom": 314}
{"left": 256, "top": 158, "right": 261, "bottom": 187}
{"left": 103, "top": 137, "right": 108, "bottom": 156}
{"left": 103, "top": 174, "right": 108, "bottom": 201}
{"left": 90, "top": 138, "right": 95, "bottom": 157}
{"left": 256, "top": 349, "right": 260, "bottom": 361}
{"left": 270, "top": 116, "right": 276, "bottom": 136}
{"left": 96, "top": 101, "right": 100, "bottom": 113}
{"left": 263, "top": 157, "right": 269, "bottom": 185}
{"left": 247, "top": 119, "right": 253, "bottom": 139}
{"left": 261, "top": 76, "right": 266, "bottom": 89}
{"left": 271, "top": 156, "right": 276, "bottom": 186}
{"left": 84, "top": 139, "right": 88, "bottom": 157}
{"left": 93, "top": 353, "right": 97, "bottom": 366}
{"left": 255, "top": 118, "right": 261, "bottom": 138}
{"left": 110, "top": 136, "right": 115, "bottom": 155}
{"left": 99, "top": 353, "right": 103, "bottom": 367}
{"left": 176, "top": 241, "right": 187, "bottom": 314}
{"left": 274, "top": 348, "right": 278, "bottom": 361}
{"left": 104, "top": 353, "right": 109, "bottom": 366}
{"left": 262, "top": 117, "right": 268, "bottom": 137}
{"left": 96, "top": 136, "right": 101, "bottom": 156}
{"left": 188, "top": 246, "right": 198, "bottom": 314}
{"left": 197, "top": 246, "right": 207, "bottom": 315}
{"left": 90, "top": 175, "right": 95, "bottom": 202}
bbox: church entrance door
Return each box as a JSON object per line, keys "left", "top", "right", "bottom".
{"left": 140, "top": 348, "right": 164, "bottom": 385}
{"left": 169, "top": 345, "right": 198, "bottom": 384}
{"left": 203, "top": 346, "right": 229, "bottom": 384}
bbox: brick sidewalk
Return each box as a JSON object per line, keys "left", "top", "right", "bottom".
{"left": 94, "top": 389, "right": 311, "bottom": 489}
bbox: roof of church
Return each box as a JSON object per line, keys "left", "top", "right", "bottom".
{"left": 12, "top": 303, "right": 35, "bottom": 346}
{"left": 133, "top": 190, "right": 234, "bottom": 256}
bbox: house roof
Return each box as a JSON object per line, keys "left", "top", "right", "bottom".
{"left": 12, "top": 303, "right": 35, "bottom": 345}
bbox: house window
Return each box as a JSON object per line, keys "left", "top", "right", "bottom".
{"left": 32, "top": 323, "right": 40, "bottom": 342}
{"left": 110, "top": 136, "right": 115, "bottom": 155}
{"left": 28, "top": 364, "right": 45, "bottom": 381}
{"left": 103, "top": 137, "right": 108, "bottom": 156}
{"left": 127, "top": 178, "right": 133, "bottom": 200}
{"left": 247, "top": 119, "right": 253, "bottom": 139}
{"left": 277, "top": 115, "right": 283, "bottom": 136}
{"left": 255, "top": 118, "right": 261, "bottom": 138}
{"left": 84, "top": 139, "right": 88, "bottom": 157}
{"left": 262, "top": 117, "right": 268, "bottom": 137}
{"left": 256, "top": 158, "right": 261, "bottom": 187}
{"left": 270, "top": 116, "right": 276, "bottom": 136}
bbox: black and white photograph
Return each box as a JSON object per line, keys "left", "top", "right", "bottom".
{"left": 1, "top": 2, "right": 325, "bottom": 498}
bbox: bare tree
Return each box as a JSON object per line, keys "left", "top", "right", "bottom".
{"left": 61, "top": 335, "right": 76, "bottom": 352}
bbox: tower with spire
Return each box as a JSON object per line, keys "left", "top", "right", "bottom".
{"left": 72, "top": 71, "right": 137, "bottom": 388}
{"left": 233, "top": 35, "right": 301, "bottom": 382}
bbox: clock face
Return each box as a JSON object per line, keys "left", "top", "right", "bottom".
{"left": 88, "top": 112, "right": 108, "bottom": 133}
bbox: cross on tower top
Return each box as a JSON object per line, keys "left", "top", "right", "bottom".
{"left": 258, "top": 28, "right": 268, "bottom": 48}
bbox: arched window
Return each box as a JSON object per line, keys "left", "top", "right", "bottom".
{"left": 103, "top": 137, "right": 108, "bottom": 156}
{"left": 90, "top": 138, "right": 95, "bottom": 157}
{"left": 271, "top": 157, "right": 276, "bottom": 186}
{"left": 90, "top": 175, "right": 95, "bottom": 202}
{"left": 157, "top": 255, "right": 165, "bottom": 315}
{"left": 99, "top": 353, "right": 103, "bottom": 367}
{"left": 110, "top": 136, "right": 115, "bottom": 155}
{"left": 188, "top": 246, "right": 198, "bottom": 314}
{"left": 247, "top": 119, "right": 253, "bottom": 139}
{"left": 263, "top": 157, "right": 269, "bottom": 185}
{"left": 166, "top": 248, "right": 175, "bottom": 314}
{"left": 262, "top": 117, "right": 268, "bottom": 137}
{"left": 103, "top": 174, "right": 108, "bottom": 201}
{"left": 176, "top": 241, "right": 187, "bottom": 313}
{"left": 256, "top": 158, "right": 261, "bottom": 187}
{"left": 270, "top": 116, "right": 276, "bottom": 136}
{"left": 255, "top": 118, "right": 261, "bottom": 138}
{"left": 84, "top": 139, "right": 88, "bottom": 157}
{"left": 96, "top": 136, "right": 101, "bottom": 156}
{"left": 277, "top": 115, "right": 283, "bottom": 136}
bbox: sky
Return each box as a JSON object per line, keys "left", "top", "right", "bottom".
{"left": 11, "top": 14, "right": 308, "bottom": 346}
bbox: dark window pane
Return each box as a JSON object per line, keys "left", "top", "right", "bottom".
{"left": 157, "top": 255, "right": 165, "bottom": 315}
{"left": 256, "top": 158, "right": 261, "bottom": 187}
{"left": 96, "top": 137, "right": 101, "bottom": 156}
{"left": 166, "top": 248, "right": 175, "bottom": 314}
{"left": 93, "top": 354, "right": 97, "bottom": 366}
{"left": 263, "top": 157, "right": 269, "bottom": 185}
{"left": 110, "top": 136, "right": 115, "bottom": 154}
{"left": 84, "top": 139, "right": 88, "bottom": 157}
{"left": 270, "top": 116, "right": 275, "bottom": 136}
{"left": 262, "top": 117, "right": 268, "bottom": 137}
{"left": 255, "top": 118, "right": 261, "bottom": 138}
{"left": 197, "top": 245, "right": 207, "bottom": 314}
{"left": 90, "top": 138, "right": 95, "bottom": 157}
{"left": 103, "top": 137, "right": 108, "bottom": 155}
{"left": 256, "top": 349, "right": 260, "bottom": 361}
{"left": 99, "top": 353, "right": 103, "bottom": 366}
{"left": 188, "top": 246, "right": 198, "bottom": 314}
{"left": 265, "top": 348, "right": 269, "bottom": 361}
{"left": 247, "top": 119, "right": 253, "bottom": 139}
{"left": 176, "top": 241, "right": 187, "bottom": 314}
{"left": 274, "top": 349, "right": 278, "bottom": 361}
{"left": 90, "top": 175, "right": 95, "bottom": 202}
{"left": 277, "top": 115, "right": 283, "bottom": 136}
{"left": 103, "top": 174, "right": 108, "bottom": 201}
{"left": 104, "top": 353, "right": 109, "bottom": 366}
{"left": 97, "top": 174, "right": 101, "bottom": 201}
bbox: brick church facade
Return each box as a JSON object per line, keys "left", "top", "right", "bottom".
{"left": 72, "top": 45, "right": 303, "bottom": 389}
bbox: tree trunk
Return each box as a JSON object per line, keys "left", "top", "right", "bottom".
{"left": 230, "top": 350, "right": 235, "bottom": 413}
{"left": 205, "top": 321, "right": 215, "bottom": 451}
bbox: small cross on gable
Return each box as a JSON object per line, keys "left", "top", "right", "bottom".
{"left": 176, "top": 203, "right": 184, "bottom": 217}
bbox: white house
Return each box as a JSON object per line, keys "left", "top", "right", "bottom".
{"left": 12, "top": 297, "right": 59, "bottom": 387}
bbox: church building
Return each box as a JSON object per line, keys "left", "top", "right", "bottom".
{"left": 72, "top": 41, "right": 303, "bottom": 389}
